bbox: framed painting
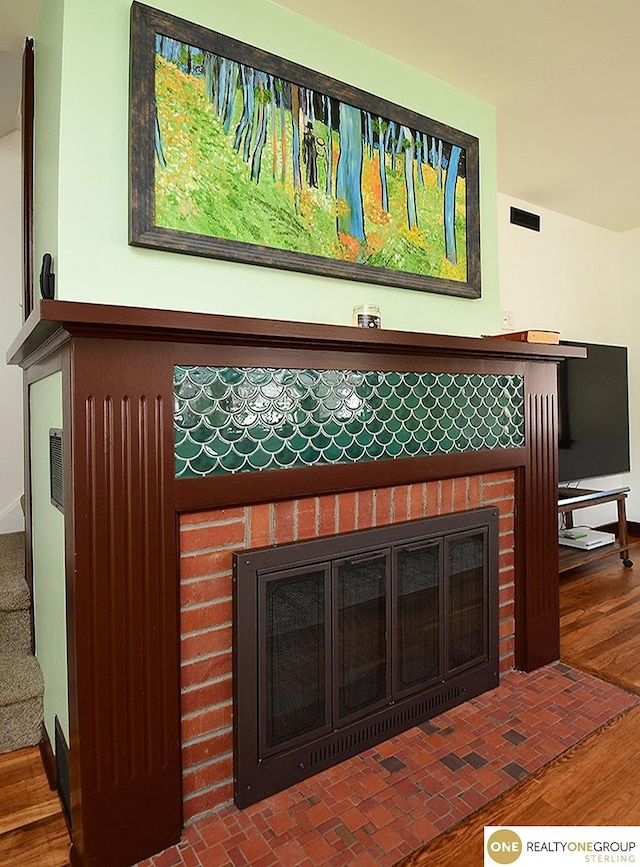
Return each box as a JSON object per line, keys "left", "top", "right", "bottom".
{"left": 129, "top": 3, "right": 481, "bottom": 298}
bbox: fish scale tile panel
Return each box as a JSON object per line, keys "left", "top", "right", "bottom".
{"left": 173, "top": 366, "right": 525, "bottom": 478}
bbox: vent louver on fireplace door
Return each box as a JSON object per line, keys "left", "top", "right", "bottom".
{"left": 233, "top": 508, "right": 499, "bottom": 808}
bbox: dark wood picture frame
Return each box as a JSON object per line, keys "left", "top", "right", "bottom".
{"left": 129, "top": 2, "right": 481, "bottom": 298}
{"left": 22, "top": 37, "right": 35, "bottom": 320}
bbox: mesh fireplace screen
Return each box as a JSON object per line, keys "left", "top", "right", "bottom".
{"left": 234, "top": 508, "right": 499, "bottom": 808}
{"left": 337, "top": 554, "right": 388, "bottom": 721}
{"left": 396, "top": 544, "right": 440, "bottom": 692}
{"left": 263, "top": 568, "right": 328, "bottom": 751}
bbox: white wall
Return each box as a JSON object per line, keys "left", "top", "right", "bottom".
{"left": 498, "top": 193, "right": 624, "bottom": 342}
{"left": 498, "top": 192, "right": 639, "bottom": 527}
{"left": 0, "top": 131, "right": 25, "bottom": 533}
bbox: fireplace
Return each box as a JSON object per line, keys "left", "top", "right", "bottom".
{"left": 9, "top": 301, "right": 583, "bottom": 867}
{"left": 233, "top": 508, "right": 499, "bottom": 807}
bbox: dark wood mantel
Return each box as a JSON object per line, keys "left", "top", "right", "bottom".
{"left": 8, "top": 300, "right": 585, "bottom": 867}
{"left": 9, "top": 299, "right": 586, "bottom": 367}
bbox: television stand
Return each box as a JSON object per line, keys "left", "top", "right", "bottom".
{"left": 557, "top": 487, "right": 633, "bottom": 573}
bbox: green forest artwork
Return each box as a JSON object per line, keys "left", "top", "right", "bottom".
{"left": 130, "top": 5, "right": 480, "bottom": 296}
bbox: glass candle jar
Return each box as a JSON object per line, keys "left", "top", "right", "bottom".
{"left": 353, "top": 304, "right": 381, "bottom": 328}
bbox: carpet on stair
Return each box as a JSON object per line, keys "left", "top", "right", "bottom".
{"left": 0, "top": 532, "right": 30, "bottom": 656}
{"left": 0, "top": 653, "right": 44, "bottom": 754}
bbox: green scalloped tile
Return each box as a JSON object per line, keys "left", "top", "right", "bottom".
{"left": 275, "top": 446, "right": 298, "bottom": 466}
{"left": 173, "top": 366, "right": 525, "bottom": 478}
{"left": 247, "top": 423, "right": 272, "bottom": 441}
{"left": 299, "top": 420, "right": 321, "bottom": 438}
{"left": 247, "top": 448, "right": 272, "bottom": 470}
{"left": 175, "top": 380, "right": 199, "bottom": 400}
{"left": 234, "top": 436, "right": 260, "bottom": 456}
{"left": 262, "top": 433, "right": 287, "bottom": 454}
{"left": 187, "top": 421, "right": 216, "bottom": 445}
{"left": 175, "top": 458, "right": 191, "bottom": 477}
{"left": 217, "top": 425, "right": 245, "bottom": 444}
{"left": 300, "top": 445, "right": 321, "bottom": 464}
{"left": 323, "top": 419, "right": 342, "bottom": 437}
{"left": 322, "top": 443, "right": 343, "bottom": 462}
{"left": 367, "top": 417, "right": 385, "bottom": 434}
{"left": 386, "top": 439, "right": 404, "bottom": 457}
{"left": 356, "top": 430, "right": 375, "bottom": 447}
{"left": 377, "top": 427, "right": 395, "bottom": 446}
{"left": 187, "top": 366, "right": 217, "bottom": 385}
{"left": 377, "top": 380, "right": 393, "bottom": 399}
{"left": 335, "top": 429, "right": 354, "bottom": 448}
{"left": 174, "top": 407, "right": 202, "bottom": 431}
{"left": 245, "top": 368, "right": 270, "bottom": 386}
{"left": 345, "top": 441, "right": 366, "bottom": 460}
{"left": 345, "top": 417, "right": 365, "bottom": 436}
{"left": 311, "top": 431, "right": 332, "bottom": 450}
{"left": 189, "top": 451, "right": 219, "bottom": 475}
{"left": 175, "top": 436, "right": 203, "bottom": 460}
{"left": 218, "top": 451, "right": 246, "bottom": 472}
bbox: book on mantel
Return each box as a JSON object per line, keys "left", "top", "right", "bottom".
{"left": 486, "top": 330, "right": 560, "bottom": 344}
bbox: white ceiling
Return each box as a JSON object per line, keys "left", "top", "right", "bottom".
{"left": 1, "top": 0, "right": 639, "bottom": 231}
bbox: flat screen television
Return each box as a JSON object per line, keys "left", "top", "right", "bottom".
{"left": 558, "top": 341, "right": 630, "bottom": 484}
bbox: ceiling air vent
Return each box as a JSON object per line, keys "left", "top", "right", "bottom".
{"left": 49, "top": 429, "right": 63, "bottom": 513}
{"left": 510, "top": 206, "right": 541, "bottom": 232}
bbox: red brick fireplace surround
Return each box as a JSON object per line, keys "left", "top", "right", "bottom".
{"left": 8, "top": 301, "right": 585, "bottom": 867}
{"left": 180, "top": 472, "right": 516, "bottom": 819}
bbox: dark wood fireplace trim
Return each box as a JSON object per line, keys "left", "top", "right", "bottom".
{"left": 7, "top": 300, "right": 585, "bottom": 867}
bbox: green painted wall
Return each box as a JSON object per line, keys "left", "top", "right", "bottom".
{"left": 30, "top": 373, "right": 69, "bottom": 748}
{"left": 35, "top": 0, "right": 499, "bottom": 337}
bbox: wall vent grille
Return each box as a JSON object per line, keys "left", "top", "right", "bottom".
{"left": 49, "top": 429, "right": 63, "bottom": 513}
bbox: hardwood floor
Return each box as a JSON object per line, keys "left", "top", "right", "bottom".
{"left": 4, "top": 551, "right": 640, "bottom": 867}
{"left": 401, "top": 550, "right": 640, "bottom": 866}
{"left": 0, "top": 747, "right": 70, "bottom": 866}
{"left": 560, "top": 547, "right": 640, "bottom": 692}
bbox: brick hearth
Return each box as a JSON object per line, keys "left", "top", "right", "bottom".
{"left": 139, "top": 663, "right": 638, "bottom": 867}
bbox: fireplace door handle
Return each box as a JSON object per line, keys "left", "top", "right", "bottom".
{"left": 346, "top": 551, "right": 386, "bottom": 566}
{"left": 403, "top": 542, "right": 438, "bottom": 553}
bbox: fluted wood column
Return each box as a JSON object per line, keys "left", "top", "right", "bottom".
{"left": 66, "top": 338, "right": 181, "bottom": 867}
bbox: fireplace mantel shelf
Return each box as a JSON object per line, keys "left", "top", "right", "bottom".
{"left": 8, "top": 299, "right": 586, "bottom": 369}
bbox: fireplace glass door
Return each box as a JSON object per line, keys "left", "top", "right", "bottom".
{"left": 336, "top": 552, "right": 390, "bottom": 723}
{"left": 234, "top": 508, "right": 499, "bottom": 808}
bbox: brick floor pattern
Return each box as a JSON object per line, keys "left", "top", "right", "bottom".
{"left": 138, "top": 662, "right": 638, "bottom": 867}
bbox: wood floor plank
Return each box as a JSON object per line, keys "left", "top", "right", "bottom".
{"left": 0, "top": 748, "right": 61, "bottom": 836}
{"left": 0, "top": 746, "right": 70, "bottom": 866}
{"left": 561, "top": 551, "right": 640, "bottom": 693}
{"left": 0, "top": 814, "right": 71, "bottom": 867}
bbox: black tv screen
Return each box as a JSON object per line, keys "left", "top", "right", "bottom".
{"left": 558, "top": 341, "right": 630, "bottom": 484}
